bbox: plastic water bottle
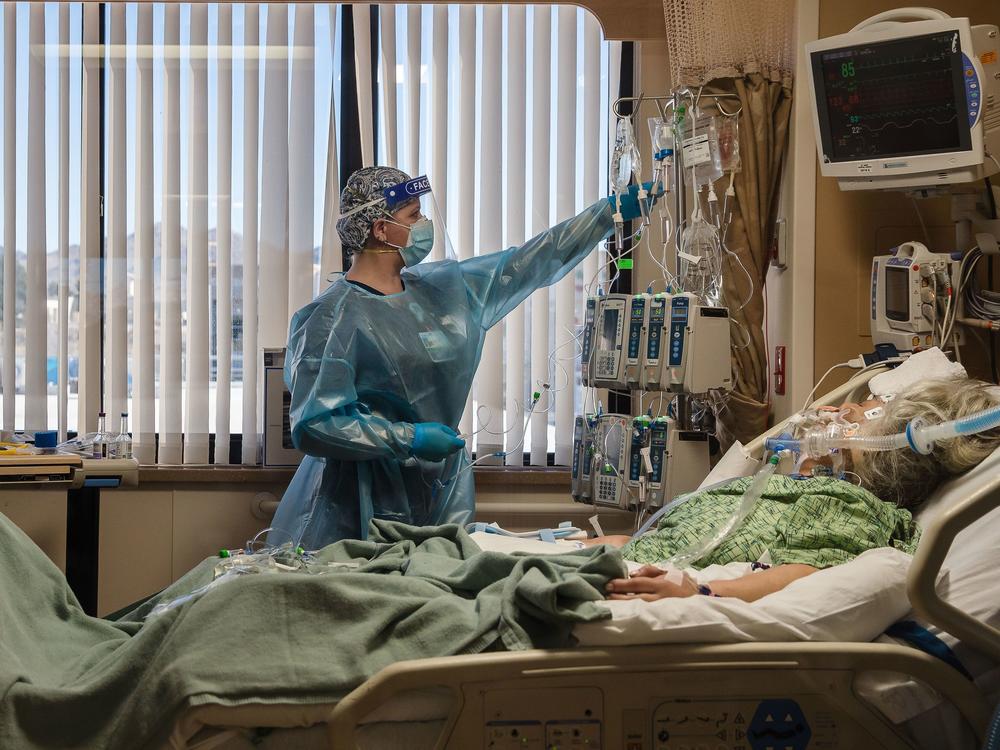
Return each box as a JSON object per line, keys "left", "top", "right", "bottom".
{"left": 112, "top": 412, "right": 133, "bottom": 459}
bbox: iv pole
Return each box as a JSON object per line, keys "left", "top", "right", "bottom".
{"left": 612, "top": 89, "right": 742, "bottom": 430}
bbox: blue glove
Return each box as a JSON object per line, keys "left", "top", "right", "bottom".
{"left": 411, "top": 422, "right": 466, "bottom": 461}
{"left": 608, "top": 181, "right": 662, "bottom": 222}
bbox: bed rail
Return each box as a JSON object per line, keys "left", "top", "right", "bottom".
{"left": 908, "top": 461, "right": 1000, "bottom": 663}
{"left": 327, "top": 641, "right": 990, "bottom": 749}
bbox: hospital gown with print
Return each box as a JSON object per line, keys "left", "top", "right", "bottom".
{"left": 622, "top": 475, "right": 921, "bottom": 569}
{"left": 269, "top": 200, "right": 614, "bottom": 549}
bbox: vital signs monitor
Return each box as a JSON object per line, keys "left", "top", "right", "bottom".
{"left": 805, "top": 8, "right": 999, "bottom": 191}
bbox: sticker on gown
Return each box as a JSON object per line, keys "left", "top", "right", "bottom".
{"left": 419, "top": 329, "right": 459, "bottom": 363}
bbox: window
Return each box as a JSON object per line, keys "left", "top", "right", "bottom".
{"left": 0, "top": 3, "right": 618, "bottom": 466}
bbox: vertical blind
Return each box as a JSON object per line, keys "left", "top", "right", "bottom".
{"left": 0, "top": 3, "right": 616, "bottom": 466}
{"left": 373, "top": 4, "right": 616, "bottom": 463}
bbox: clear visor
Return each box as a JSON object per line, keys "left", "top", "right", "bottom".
{"left": 340, "top": 174, "right": 457, "bottom": 263}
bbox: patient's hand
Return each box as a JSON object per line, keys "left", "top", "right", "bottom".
{"left": 605, "top": 563, "right": 820, "bottom": 603}
{"left": 605, "top": 565, "right": 699, "bottom": 601}
{"left": 581, "top": 535, "right": 632, "bottom": 549}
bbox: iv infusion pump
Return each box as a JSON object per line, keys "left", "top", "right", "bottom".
{"left": 871, "top": 241, "right": 959, "bottom": 351}
{"left": 583, "top": 292, "right": 732, "bottom": 394}
{"left": 571, "top": 413, "right": 709, "bottom": 511}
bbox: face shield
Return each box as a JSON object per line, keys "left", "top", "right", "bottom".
{"left": 338, "top": 174, "right": 457, "bottom": 266}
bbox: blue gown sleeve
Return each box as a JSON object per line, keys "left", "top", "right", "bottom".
{"left": 458, "top": 199, "right": 614, "bottom": 330}
{"left": 284, "top": 316, "right": 416, "bottom": 462}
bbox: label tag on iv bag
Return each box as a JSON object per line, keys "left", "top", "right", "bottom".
{"left": 677, "top": 250, "right": 703, "bottom": 265}
{"left": 681, "top": 133, "right": 712, "bottom": 167}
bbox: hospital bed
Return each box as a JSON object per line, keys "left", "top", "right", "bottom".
{"left": 172, "top": 365, "right": 1000, "bottom": 750}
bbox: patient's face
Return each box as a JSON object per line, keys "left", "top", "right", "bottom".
{"left": 799, "top": 399, "right": 883, "bottom": 476}
{"left": 813, "top": 399, "right": 884, "bottom": 427}
{"left": 836, "top": 399, "right": 885, "bottom": 425}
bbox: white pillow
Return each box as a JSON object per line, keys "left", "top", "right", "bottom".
{"left": 574, "top": 547, "right": 914, "bottom": 646}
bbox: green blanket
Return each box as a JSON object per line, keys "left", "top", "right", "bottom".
{"left": 0, "top": 514, "right": 623, "bottom": 750}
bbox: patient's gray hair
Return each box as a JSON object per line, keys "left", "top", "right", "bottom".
{"left": 854, "top": 378, "right": 1000, "bottom": 508}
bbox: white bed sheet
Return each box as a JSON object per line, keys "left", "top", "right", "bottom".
{"left": 472, "top": 531, "right": 974, "bottom": 746}
{"left": 470, "top": 532, "right": 916, "bottom": 645}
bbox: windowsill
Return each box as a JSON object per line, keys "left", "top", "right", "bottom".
{"left": 137, "top": 464, "right": 570, "bottom": 487}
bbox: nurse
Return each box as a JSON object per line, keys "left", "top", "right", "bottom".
{"left": 268, "top": 166, "right": 654, "bottom": 548}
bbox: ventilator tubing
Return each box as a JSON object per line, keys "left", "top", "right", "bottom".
{"left": 764, "top": 402, "right": 1000, "bottom": 457}
{"left": 665, "top": 454, "right": 780, "bottom": 569}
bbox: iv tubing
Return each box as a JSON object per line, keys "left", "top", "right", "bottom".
{"left": 630, "top": 476, "right": 738, "bottom": 539}
{"left": 668, "top": 454, "right": 779, "bottom": 568}
{"left": 665, "top": 454, "right": 780, "bottom": 569}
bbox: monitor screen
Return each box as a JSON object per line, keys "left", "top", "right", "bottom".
{"left": 599, "top": 307, "right": 620, "bottom": 351}
{"left": 812, "top": 30, "right": 971, "bottom": 163}
{"left": 885, "top": 266, "right": 911, "bottom": 322}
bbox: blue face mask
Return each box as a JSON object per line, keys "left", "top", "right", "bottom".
{"left": 384, "top": 217, "right": 434, "bottom": 267}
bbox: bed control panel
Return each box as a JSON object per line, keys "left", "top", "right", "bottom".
{"left": 649, "top": 698, "right": 826, "bottom": 750}
{"left": 455, "top": 668, "right": 908, "bottom": 749}
{"left": 484, "top": 687, "right": 604, "bottom": 749}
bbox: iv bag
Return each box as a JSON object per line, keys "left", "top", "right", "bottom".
{"left": 648, "top": 117, "right": 674, "bottom": 161}
{"left": 678, "top": 113, "right": 723, "bottom": 188}
{"left": 648, "top": 117, "right": 676, "bottom": 193}
{"left": 717, "top": 116, "right": 741, "bottom": 173}
{"left": 678, "top": 216, "right": 724, "bottom": 306}
{"left": 610, "top": 117, "right": 639, "bottom": 193}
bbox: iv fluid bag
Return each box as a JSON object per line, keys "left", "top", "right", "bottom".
{"left": 611, "top": 117, "right": 639, "bottom": 193}
{"left": 717, "top": 116, "right": 741, "bottom": 173}
{"left": 648, "top": 117, "right": 675, "bottom": 192}
{"left": 679, "top": 113, "right": 723, "bottom": 188}
{"left": 678, "top": 216, "right": 724, "bottom": 306}
{"left": 648, "top": 117, "right": 674, "bottom": 160}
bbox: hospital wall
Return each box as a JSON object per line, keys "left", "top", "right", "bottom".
{"left": 812, "top": 0, "right": 1000, "bottom": 389}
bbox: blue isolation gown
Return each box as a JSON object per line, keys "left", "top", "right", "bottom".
{"left": 268, "top": 200, "right": 614, "bottom": 548}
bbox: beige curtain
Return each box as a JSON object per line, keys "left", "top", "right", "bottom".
{"left": 709, "top": 76, "right": 793, "bottom": 446}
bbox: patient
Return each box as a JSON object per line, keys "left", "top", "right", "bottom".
{"left": 588, "top": 378, "right": 1000, "bottom": 604}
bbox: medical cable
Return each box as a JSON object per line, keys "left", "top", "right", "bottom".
{"left": 630, "top": 476, "right": 740, "bottom": 539}
{"left": 800, "top": 358, "right": 898, "bottom": 412}
{"left": 911, "top": 197, "right": 931, "bottom": 247}
{"left": 145, "top": 540, "right": 360, "bottom": 619}
{"left": 985, "top": 699, "right": 1000, "bottom": 750}
{"left": 462, "top": 399, "right": 536, "bottom": 441}
{"left": 728, "top": 317, "right": 753, "bottom": 350}
{"left": 432, "top": 383, "right": 553, "bottom": 497}
{"left": 437, "top": 316, "right": 582, "bottom": 484}
{"left": 723, "top": 246, "right": 756, "bottom": 313}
